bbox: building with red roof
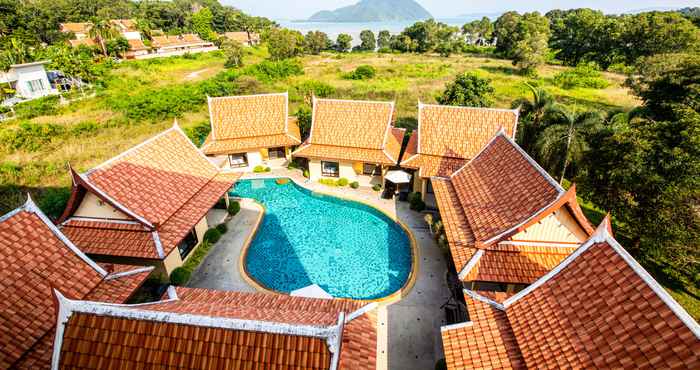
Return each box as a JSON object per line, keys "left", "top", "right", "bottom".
{"left": 432, "top": 129, "right": 594, "bottom": 298}
{"left": 0, "top": 196, "right": 152, "bottom": 369}
{"left": 57, "top": 123, "right": 240, "bottom": 276}
{"left": 441, "top": 218, "right": 700, "bottom": 369}
{"left": 51, "top": 286, "right": 378, "bottom": 369}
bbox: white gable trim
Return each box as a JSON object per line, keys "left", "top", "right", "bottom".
{"left": 104, "top": 266, "right": 154, "bottom": 280}
{"left": 497, "top": 240, "right": 581, "bottom": 249}
{"left": 23, "top": 195, "right": 108, "bottom": 277}
{"left": 329, "top": 312, "right": 345, "bottom": 370}
{"left": 207, "top": 95, "right": 216, "bottom": 141}
{"left": 463, "top": 288, "right": 505, "bottom": 310}
{"left": 345, "top": 302, "right": 378, "bottom": 322}
{"left": 501, "top": 131, "right": 564, "bottom": 193}
{"left": 440, "top": 321, "right": 474, "bottom": 332}
{"left": 458, "top": 249, "right": 484, "bottom": 280}
{"left": 151, "top": 232, "right": 165, "bottom": 259}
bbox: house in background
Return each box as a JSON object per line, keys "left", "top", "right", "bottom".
{"left": 148, "top": 34, "right": 217, "bottom": 58}
{"left": 202, "top": 92, "right": 301, "bottom": 171}
{"left": 223, "top": 31, "right": 261, "bottom": 46}
{"left": 50, "top": 287, "right": 379, "bottom": 369}
{"left": 432, "top": 130, "right": 594, "bottom": 303}
{"left": 60, "top": 20, "right": 149, "bottom": 59}
{"left": 57, "top": 124, "right": 240, "bottom": 276}
{"left": 0, "top": 196, "right": 152, "bottom": 369}
{"left": 401, "top": 103, "right": 519, "bottom": 207}
{"left": 293, "top": 98, "right": 404, "bottom": 187}
{"left": 441, "top": 218, "right": 700, "bottom": 369}
{"left": 0, "top": 61, "right": 58, "bottom": 102}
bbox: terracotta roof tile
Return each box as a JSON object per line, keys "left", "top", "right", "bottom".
{"left": 127, "top": 38, "right": 148, "bottom": 51}
{"left": 203, "top": 132, "right": 300, "bottom": 155}
{"left": 68, "top": 38, "right": 95, "bottom": 47}
{"left": 443, "top": 232, "right": 700, "bottom": 369}
{"left": 223, "top": 32, "right": 261, "bottom": 43}
{"left": 402, "top": 153, "right": 468, "bottom": 178}
{"left": 152, "top": 34, "right": 208, "bottom": 48}
{"left": 60, "top": 23, "right": 91, "bottom": 34}
{"left": 294, "top": 99, "right": 399, "bottom": 164}
{"left": 208, "top": 93, "right": 289, "bottom": 140}
{"left": 60, "top": 219, "right": 159, "bottom": 259}
{"left": 0, "top": 203, "right": 149, "bottom": 369}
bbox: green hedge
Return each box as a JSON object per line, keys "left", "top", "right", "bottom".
{"left": 228, "top": 201, "right": 240, "bottom": 216}
{"left": 170, "top": 267, "right": 191, "bottom": 286}
{"left": 203, "top": 228, "right": 222, "bottom": 244}
{"left": 242, "top": 59, "right": 304, "bottom": 83}
{"left": 350, "top": 181, "right": 359, "bottom": 189}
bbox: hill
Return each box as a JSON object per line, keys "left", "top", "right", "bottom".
{"left": 308, "top": 0, "right": 432, "bottom": 22}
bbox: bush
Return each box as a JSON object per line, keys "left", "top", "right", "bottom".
{"left": 170, "top": 267, "right": 191, "bottom": 286}
{"left": 350, "top": 181, "right": 359, "bottom": 189}
{"left": 294, "top": 80, "right": 336, "bottom": 99}
{"left": 303, "top": 169, "right": 310, "bottom": 178}
{"left": 203, "top": 228, "right": 222, "bottom": 244}
{"left": 408, "top": 192, "right": 422, "bottom": 203}
{"left": 319, "top": 178, "right": 337, "bottom": 186}
{"left": 228, "top": 201, "right": 241, "bottom": 216}
{"left": 0, "top": 121, "right": 65, "bottom": 152}
{"left": 253, "top": 165, "right": 266, "bottom": 173}
{"left": 553, "top": 64, "right": 610, "bottom": 89}
{"left": 242, "top": 59, "right": 304, "bottom": 83}
{"left": 70, "top": 121, "right": 100, "bottom": 137}
{"left": 409, "top": 192, "right": 426, "bottom": 211}
{"left": 13, "top": 95, "right": 60, "bottom": 119}
{"left": 275, "top": 178, "right": 290, "bottom": 185}
{"left": 215, "top": 223, "right": 228, "bottom": 234}
{"left": 372, "top": 183, "right": 382, "bottom": 191}
{"left": 265, "top": 167, "right": 271, "bottom": 172}
{"left": 337, "top": 177, "right": 349, "bottom": 186}
{"left": 344, "top": 65, "right": 376, "bottom": 80}
{"left": 38, "top": 187, "right": 72, "bottom": 219}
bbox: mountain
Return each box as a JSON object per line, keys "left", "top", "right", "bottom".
{"left": 308, "top": 0, "right": 432, "bottom": 22}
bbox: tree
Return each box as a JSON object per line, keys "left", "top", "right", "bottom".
{"left": 87, "top": 19, "right": 118, "bottom": 57}
{"left": 221, "top": 39, "right": 244, "bottom": 68}
{"left": 377, "top": 30, "right": 391, "bottom": 49}
{"left": 336, "top": 33, "right": 352, "bottom": 52}
{"left": 462, "top": 16, "right": 493, "bottom": 43}
{"left": 435, "top": 41, "right": 453, "bottom": 57}
{"left": 436, "top": 72, "right": 494, "bottom": 107}
{"left": 0, "top": 37, "right": 33, "bottom": 70}
{"left": 511, "top": 83, "right": 556, "bottom": 153}
{"left": 304, "top": 31, "right": 330, "bottom": 55}
{"left": 295, "top": 105, "right": 312, "bottom": 139}
{"left": 537, "top": 105, "right": 602, "bottom": 183}
{"left": 267, "top": 28, "right": 304, "bottom": 60}
{"left": 359, "top": 30, "right": 376, "bottom": 51}
{"left": 511, "top": 12, "right": 550, "bottom": 74}
{"left": 191, "top": 7, "right": 215, "bottom": 40}
{"left": 547, "top": 9, "right": 615, "bottom": 67}
{"left": 390, "top": 34, "right": 414, "bottom": 52}
{"left": 493, "top": 11, "right": 522, "bottom": 57}
{"left": 105, "top": 36, "right": 129, "bottom": 58}
{"left": 620, "top": 12, "right": 699, "bottom": 65}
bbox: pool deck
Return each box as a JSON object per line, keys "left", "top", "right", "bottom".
{"left": 187, "top": 168, "right": 452, "bottom": 370}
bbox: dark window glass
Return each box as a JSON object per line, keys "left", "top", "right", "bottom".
{"left": 269, "top": 147, "right": 285, "bottom": 159}
{"left": 229, "top": 153, "right": 248, "bottom": 168}
{"left": 178, "top": 229, "right": 199, "bottom": 259}
{"left": 363, "top": 163, "right": 381, "bottom": 176}
{"left": 321, "top": 161, "right": 339, "bottom": 177}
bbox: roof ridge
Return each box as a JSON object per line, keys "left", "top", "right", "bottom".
{"left": 207, "top": 92, "right": 288, "bottom": 101}
{"left": 419, "top": 102, "right": 520, "bottom": 114}
{"left": 315, "top": 97, "right": 395, "bottom": 105}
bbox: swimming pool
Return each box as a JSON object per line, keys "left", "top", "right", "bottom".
{"left": 231, "top": 178, "right": 413, "bottom": 300}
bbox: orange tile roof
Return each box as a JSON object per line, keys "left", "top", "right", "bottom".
{"left": 432, "top": 131, "right": 593, "bottom": 284}
{"left": 203, "top": 94, "right": 302, "bottom": 154}
{"left": 442, "top": 224, "right": 700, "bottom": 369}
{"left": 293, "top": 98, "right": 400, "bottom": 164}
{"left": 223, "top": 31, "right": 261, "bottom": 43}
{"left": 0, "top": 198, "right": 150, "bottom": 369}
{"left": 53, "top": 287, "right": 378, "bottom": 369}
{"left": 126, "top": 38, "right": 148, "bottom": 51}
{"left": 60, "top": 23, "right": 91, "bottom": 34}
{"left": 110, "top": 19, "right": 137, "bottom": 32}
{"left": 68, "top": 38, "right": 95, "bottom": 47}
{"left": 59, "top": 125, "right": 241, "bottom": 259}
{"left": 401, "top": 104, "right": 519, "bottom": 177}
{"left": 152, "top": 34, "right": 210, "bottom": 48}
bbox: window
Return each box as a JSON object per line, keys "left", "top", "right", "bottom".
{"left": 321, "top": 161, "right": 339, "bottom": 177}
{"left": 229, "top": 153, "right": 248, "bottom": 168}
{"left": 178, "top": 229, "right": 199, "bottom": 259}
{"left": 363, "top": 163, "right": 381, "bottom": 176}
{"left": 269, "top": 147, "right": 285, "bottom": 159}
{"left": 27, "top": 79, "right": 46, "bottom": 93}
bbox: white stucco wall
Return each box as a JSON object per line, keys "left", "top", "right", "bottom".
{"left": 74, "top": 192, "right": 130, "bottom": 219}
{"left": 307, "top": 159, "right": 383, "bottom": 186}
{"left": 122, "top": 31, "right": 142, "bottom": 40}
{"left": 14, "top": 64, "right": 55, "bottom": 99}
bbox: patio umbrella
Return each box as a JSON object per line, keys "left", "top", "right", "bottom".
{"left": 385, "top": 170, "right": 411, "bottom": 184}
{"left": 291, "top": 284, "right": 333, "bottom": 299}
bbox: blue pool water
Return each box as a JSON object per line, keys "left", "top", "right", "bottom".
{"left": 231, "top": 178, "right": 412, "bottom": 300}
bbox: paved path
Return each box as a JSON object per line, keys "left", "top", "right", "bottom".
{"left": 190, "top": 169, "right": 452, "bottom": 370}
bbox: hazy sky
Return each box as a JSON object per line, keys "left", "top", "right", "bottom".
{"left": 222, "top": 0, "right": 700, "bottom": 20}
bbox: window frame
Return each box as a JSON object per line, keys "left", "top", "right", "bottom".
{"left": 268, "top": 147, "right": 286, "bottom": 159}
{"left": 228, "top": 153, "right": 248, "bottom": 168}
{"left": 362, "top": 163, "right": 381, "bottom": 176}
{"left": 177, "top": 228, "right": 199, "bottom": 260}
{"left": 321, "top": 161, "right": 340, "bottom": 177}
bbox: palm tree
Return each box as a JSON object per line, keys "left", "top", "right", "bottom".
{"left": 88, "top": 19, "right": 118, "bottom": 57}
{"left": 511, "top": 83, "right": 555, "bottom": 153}
{"left": 537, "top": 104, "right": 603, "bottom": 183}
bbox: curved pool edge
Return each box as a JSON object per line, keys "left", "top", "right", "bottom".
{"left": 234, "top": 176, "right": 419, "bottom": 305}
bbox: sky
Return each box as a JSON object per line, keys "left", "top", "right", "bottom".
{"left": 222, "top": 0, "right": 700, "bottom": 20}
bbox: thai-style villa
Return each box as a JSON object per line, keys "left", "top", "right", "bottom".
{"left": 57, "top": 124, "right": 240, "bottom": 276}
{"left": 202, "top": 93, "right": 302, "bottom": 171}
{"left": 222, "top": 31, "right": 262, "bottom": 46}
{"left": 51, "top": 287, "right": 378, "bottom": 369}
{"left": 401, "top": 103, "right": 519, "bottom": 207}
{"left": 292, "top": 98, "right": 404, "bottom": 186}
{"left": 441, "top": 218, "right": 700, "bottom": 369}
{"left": 150, "top": 34, "right": 217, "bottom": 57}
{"left": 0, "top": 196, "right": 152, "bottom": 369}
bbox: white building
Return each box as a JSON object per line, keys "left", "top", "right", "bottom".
{"left": 0, "top": 61, "right": 58, "bottom": 102}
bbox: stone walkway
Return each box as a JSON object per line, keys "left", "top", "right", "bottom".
{"left": 188, "top": 168, "right": 452, "bottom": 370}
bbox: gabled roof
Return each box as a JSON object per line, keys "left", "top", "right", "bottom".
{"left": 432, "top": 131, "right": 593, "bottom": 283}
{"left": 151, "top": 34, "right": 210, "bottom": 48}
{"left": 52, "top": 287, "right": 378, "bottom": 369}
{"left": 442, "top": 220, "right": 700, "bottom": 369}
{"left": 223, "top": 31, "right": 261, "bottom": 43}
{"left": 0, "top": 197, "right": 151, "bottom": 369}
{"left": 59, "top": 124, "right": 241, "bottom": 259}
{"left": 401, "top": 103, "right": 519, "bottom": 177}
{"left": 59, "top": 23, "right": 91, "bottom": 34}
{"left": 202, "top": 93, "right": 302, "bottom": 155}
{"left": 292, "top": 98, "right": 401, "bottom": 165}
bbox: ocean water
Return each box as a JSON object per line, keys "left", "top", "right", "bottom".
{"left": 278, "top": 19, "right": 464, "bottom": 46}
{"left": 231, "top": 178, "right": 412, "bottom": 300}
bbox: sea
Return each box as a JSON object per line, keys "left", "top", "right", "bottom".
{"left": 277, "top": 19, "right": 467, "bottom": 46}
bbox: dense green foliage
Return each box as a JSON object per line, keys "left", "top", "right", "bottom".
{"left": 228, "top": 201, "right": 240, "bottom": 216}
{"left": 267, "top": 28, "right": 304, "bottom": 60}
{"left": 335, "top": 34, "right": 352, "bottom": 52}
{"left": 344, "top": 65, "right": 376, "bottom": 80}
{"left": 169, "top": 267, "right": 190, "bottom": 286}
{"left": 222, "top": 39, "right": 244, "bottom": 68}
{"left": 203, "top": 228, "right": 222, "bottom": 244}
{"left": 436, "top": 72, "right": 494, "bottom": 107}
{"left": 13, "top": 96, "right": 60, "bottom": 119}
{"left": 358, "top": 30, "right": 376, "bottom": 51}
{"left": 553, "top": 64, "right": 609, "bottom": 89}
{"left": 304, "top": 31, "right": 331, "bottom": 55}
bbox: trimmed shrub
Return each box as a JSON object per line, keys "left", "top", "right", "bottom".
{"left": 303, "top": 169, "right": 310, "bottom": 178}
{"left": 319, "top": 178, "right": 337, "bottom": 186}
{"left": 408, "top": 192, "right": 422, "bottom": 203}
{"left": 264, "top": 167, "right": 271, "bottom": 172}
{"left": 410, "top": 193, "right": 426, "bottom": 212}
{"left": 276, "top": 178, "right": 290, "bottom": 185}
{"left": 343, "top": 65, "right": 376, "bottom": 80}
{"left": 170, "top": 267, "right": 191, "bottom": 286}
{"left": 228, "top": 201, "right": 241, "bottom": 216}
{"left": 253, "top": 165, "right": 266, "bottom": 173}
{"left": 215, "top": 223, "right": 228, "bottom": 234}
{"left": 350, "top": 181, "right": 359, "bottom": 189}
{"left": 203, "top": 228, "right": 222, "bottom": 244}
{"left": 337, "top": 177, "right": 349, "bottom": 186}
{"left": 372, "top": 183, "right": 382, "bottom": 191}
